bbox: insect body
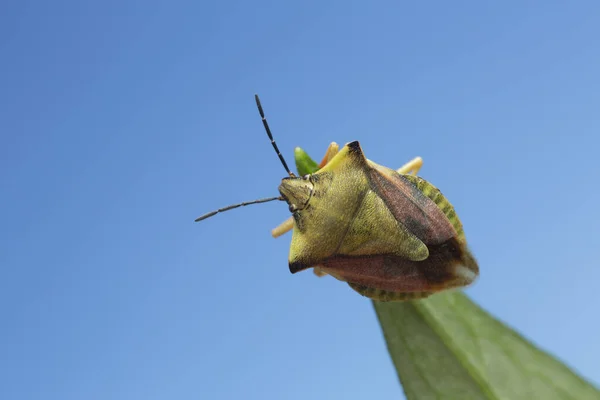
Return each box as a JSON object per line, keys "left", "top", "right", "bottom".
{"left": 195, "top": 95, "right": 479, "bottom": 301}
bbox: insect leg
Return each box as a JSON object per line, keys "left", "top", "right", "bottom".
{"left": 318, "top": 142, "right": 339, "bottom": 168}
{"left": 271, "top": 217, "right": 294, "bottom": 238}
{"left": 397, "top": 156, "right": 423, "bottom": 176}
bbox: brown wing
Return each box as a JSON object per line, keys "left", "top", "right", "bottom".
{"left": 366, "top": 163, "right": 457, "bottom": 246}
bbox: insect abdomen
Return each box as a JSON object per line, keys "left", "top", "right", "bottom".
{"left": 402, "top": 174, "right": 466, "bottom": 243}
{"left": 348, "top": 283, "right": 432, "bottom": 301}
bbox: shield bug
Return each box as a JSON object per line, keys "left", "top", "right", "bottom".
{"left": 195, "top": 95, "right": 479, "bottom": 301}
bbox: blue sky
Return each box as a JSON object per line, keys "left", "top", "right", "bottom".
{"left": 1, "top": 1, "right": 599, "bottom": 399}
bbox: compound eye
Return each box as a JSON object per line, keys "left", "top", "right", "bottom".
{"left": 288, "top": 204, "right": 297, "bottom": 213}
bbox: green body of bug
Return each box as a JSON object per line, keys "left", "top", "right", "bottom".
{"left": 274, "top": 141, "right": 478, "bottom": 301}
{"left": 196, "top": 95, "right": 479, "bottom": 302}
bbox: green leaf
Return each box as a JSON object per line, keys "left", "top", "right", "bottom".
{"left": 293, "top": 146, "right": 599, "bottom": 400}
{"left": 294, "top": 147, "right": 320, "bottom": 176}
{"left": 374, "top": 292, "right": 599, "bottom": 400}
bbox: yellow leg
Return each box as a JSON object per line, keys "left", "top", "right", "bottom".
{"left": 318, "top": 142, "right": 339, "bottom": 168}
{"left": 271, "top": 142, "right": 340, "bottom": 238}
{"left": 397, "top": 156, "right": 423, "bottom": 176}
{"left": 271, "top": 217, "right": 294, "bottom": 238}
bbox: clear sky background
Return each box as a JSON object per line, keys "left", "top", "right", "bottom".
{"left": 1, "top": 1, "right": 599, "bottom": 399}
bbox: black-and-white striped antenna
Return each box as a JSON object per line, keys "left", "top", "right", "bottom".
{"left": 194, "top": 196, "right": 283, "bottom": 222}
{"left": 195, "top": 95, "right": 291, "bottom": 223}
{"left": 255, "top": 94, "right": 295, "bottom": 177}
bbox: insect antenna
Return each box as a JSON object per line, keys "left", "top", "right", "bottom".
{"left": 194, "top": 196, "right": 284, "bottom": 222}
{"left": 255, "top": 94, "right": 295, "bottom": 177}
